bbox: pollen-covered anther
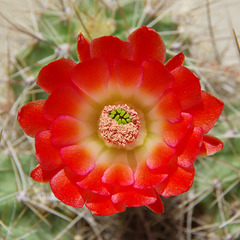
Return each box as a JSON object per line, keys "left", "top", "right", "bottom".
{"left": 98, "top": 104, "right": 140, "bottom": 147}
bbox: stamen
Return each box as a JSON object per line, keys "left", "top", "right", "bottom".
{"left": 98, "top": 104, "right": 140, "bottom": 147}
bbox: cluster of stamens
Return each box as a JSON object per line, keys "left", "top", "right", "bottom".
{"left": 98, "top": 104, "right": 140, "bottom": 147}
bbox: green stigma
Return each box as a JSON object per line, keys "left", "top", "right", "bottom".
{"left": 109, "top": 108, "right": 132, "bottom": 124}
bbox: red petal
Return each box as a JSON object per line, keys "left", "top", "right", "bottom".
{"left": 187, "top": 91, "right": 224, "bottom": 133}
{"left": 147, "top": 193, "right": 164, "bottom": 214}
{"left": 139, "top": 59, "right": 174, "bottom": 104}
{"left": 154, "top": 90, "right": 182, "bottom": 123}
{"left": 35, "top": 130, "right": 63, "bottom": 170}
{"left": 134, "top": 160, "right": 168, "bottom": 189}
{"left": 71, "top": 57, "right": 110, "bottom": 101}
{"left": 112, "top": 186, "right": 157, "bottom": 207}
{"left": 112, "top": 58, "right": 143, "bottom": 97}
{"left": 86, "top": 194, "right": 126, "bottom": 216}
{"left": 155, "top": 165, "right": 195, "bottom": 197}
{"left": 77, "top": 33, "right": 90, "bottom": 62}
{"left": 43, "top": 84, "right": 85, "bottom": 121}
{"left": 90, "top": 36, "right": 133, "bottom": 70}
{"left": 63, "top": 166, "right": 85, "bottom": 183}
{"left": 18, "top": 100, "right": 51, "bottom": 137}
{"left": 37, "top": 59, "right": 76, "bottom": 94}
{"left": 161, "top": 113, "right": 192, "bottom": 147}
{"left": 171, "top": 66, "right": 202, "bottom": 110}
{"left": 177, "top": 127, "right": 203, "bottom": 168}
{"left": 147, "top": 142, "right": 176, "bottom": 169}
{"left": 50, "top": 116, "right": 87, "bottom": 147}
{"left": 76, "top": 164, "right": 111, "bottom": 196}
{"left": 127, "top": 26, "right": 166, "bottom": 63}
{"left": 198, "top": 135, "right": 224, "bottom": 157}
{"left": 60, "top": 145, "right": 95, "bottom": 176}
{"left": 102, "top": 163, "right": 134, "bottom": 186}
{"left": 50, "top": 169, "right": 89, "bottom": 208}
{"left": 165, "top": 52, "right": 185, "bottom": 71}
{"left": 30, "top": 164, "right": 62, "bottom": 183}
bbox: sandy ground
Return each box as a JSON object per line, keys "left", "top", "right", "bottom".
{"left": 175, "top": 0, "right": 240, "bottom": 67}
{"left": 0, "top": 0, "right": 47, "bottom": 109}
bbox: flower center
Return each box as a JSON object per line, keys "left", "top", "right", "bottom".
{"left": 109, "top": 107, "right": 132, "bottom": 124}
{"left": 98, "top": 104, "right": 140, "bottom": 147}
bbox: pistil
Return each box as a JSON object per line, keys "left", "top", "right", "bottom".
{"left": 98, "top": 104, "right": 140, "bottom": 147}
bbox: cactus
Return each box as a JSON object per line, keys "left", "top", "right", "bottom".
{"left": 1, "top": 0, "right": 240, "bottom": 239}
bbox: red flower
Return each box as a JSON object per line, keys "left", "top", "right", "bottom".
{"left": 17, "top": 26, "right": 224, "bottom": 216}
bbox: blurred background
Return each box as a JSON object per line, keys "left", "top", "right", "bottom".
{"left": 0, "top": 0, "right": 240, "bottom": 239}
